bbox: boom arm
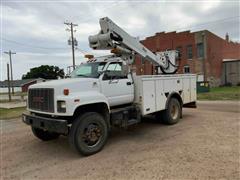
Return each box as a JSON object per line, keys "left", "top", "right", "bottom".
{"left": 89, "top": 17, "right": 178, "bottom": 74}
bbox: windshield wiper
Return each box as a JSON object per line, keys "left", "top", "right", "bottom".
{"left": 76, "top": 74, "right": 90, "bottom": 77}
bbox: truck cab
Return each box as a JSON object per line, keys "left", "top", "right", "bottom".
{"left": 26, "top": 56, "right": 134, "bottom": 115}
{"left": 23, "top": 56, "right": 138, "bottom": 155}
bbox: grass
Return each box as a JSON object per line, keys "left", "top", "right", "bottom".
{"left": 197, "top": 86, "right": 240, "bottom": 100}
{"left": 0, "top": 99, "right": 25, "bottom": 103}
{"left": 0, "top": 92, "right": 27, "bottom": 96}
{"left": 0, "top": 107, "right": 26, "bottom": 120}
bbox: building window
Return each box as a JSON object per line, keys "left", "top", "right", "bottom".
{"left": 197, "top": 43, "right": 204, "bottom": 58}
{"left": 176, "top": 46, "right": 182, "bottom": 53}
{"left": 141, "top": 56, "right": 145, "bottom": 64}
{"left": 186, "top": 45, "right": 193, "bottom": 59}
{"left": 184, "top": 65, "right": 190, "bottom": 73}
{"left": 176, "top": 46, "right": 182, "bottom": 59}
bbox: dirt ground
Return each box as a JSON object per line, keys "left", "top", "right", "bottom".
{"left": 1, "top": 101, "right": 239, "bottom": 179}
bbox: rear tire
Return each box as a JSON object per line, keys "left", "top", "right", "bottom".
{"left": 32, "top": 127, "right": 60, "bottom": 141}
{"left": 69, "top": 112, "right": 108, "bottom": 156}
{"left": 162, "top": 98, "right": 181, "bottom": 125}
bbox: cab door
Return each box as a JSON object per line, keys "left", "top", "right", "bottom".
{"left": 100, "top": 62, "right": 134, "bottom": 107}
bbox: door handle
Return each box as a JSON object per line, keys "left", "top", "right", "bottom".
{"left": 126, "top": 82, "right": 132, "bottom": 85}
{"left": 109, "top": 79, "right": 118, "bottom": 84}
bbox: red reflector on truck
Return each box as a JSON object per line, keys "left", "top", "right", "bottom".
{"left": 63, "top": 89, "right": 69, "bottom": 95}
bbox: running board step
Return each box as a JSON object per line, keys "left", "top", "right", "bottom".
{"left": 127, "top": 119, "right": 140, "bottom": 126}
{"left": 111, "top": 105, "right": 141, "bottom": 128}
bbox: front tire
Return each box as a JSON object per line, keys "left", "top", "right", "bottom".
{"left": 162, "top": 98, "right": 181, "bottom": 125}
{"left": 32, "top": 127, "right": 60, "bottom": 141}
{"left": 69, "top": 112, "right": 108, "bottom": 156}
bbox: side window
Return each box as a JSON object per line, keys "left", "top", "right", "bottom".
{"left": 107, "top": 63, "right": 122, "bottom": 71}
{"left": 103, "top": 62, "right": 127, "bottom": 80}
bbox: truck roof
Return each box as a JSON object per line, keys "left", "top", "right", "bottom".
{"left": 86, "top": 54, "right": 124, "bottom": 63}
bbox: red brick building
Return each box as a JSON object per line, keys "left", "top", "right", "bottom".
{"left": 134, "top": 30, "right": 240, "bottom": 87}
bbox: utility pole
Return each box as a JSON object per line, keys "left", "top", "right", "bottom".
{"left": 4, "top": 50, "right": 16, "bottom": 94}
{"left": 64, "top": 22, "right": 78, "bottom": 70}
{"left": 7, "top": 63, "right": 12, "bottom": 102}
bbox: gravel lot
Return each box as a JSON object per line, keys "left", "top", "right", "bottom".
{"left": 1, "top": 101, "right": 239, "bottom": 179}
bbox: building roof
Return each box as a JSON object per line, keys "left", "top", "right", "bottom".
{"left": 0, "top": 78, "right": 44, "bottom": 88}
{"left": 143, "top": 29, "right": 240, "bottom": 45}
{"left": 222, "top": 59, "right": 240, "bottom": 63}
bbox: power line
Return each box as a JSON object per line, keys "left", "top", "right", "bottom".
{"left": 2, "top": 15, "right": 239, "bottom": 55}
{"left": 2, "top": 38, "right": 69, "bottom": 50}
{"left": 173, "top": 16, "right": 240, "bottom": 32}
{"left": 75, "top": 48, "right": 88, "bottom": 55}
{"left": 2, "top": 37, "right": 90, "bottom": 55}
{"left": 71, "top": 1, "right": 121, "bottom": 24}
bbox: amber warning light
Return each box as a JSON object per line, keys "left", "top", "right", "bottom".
{"left": 84, "top": 54, "right": 94, "bottom": 59}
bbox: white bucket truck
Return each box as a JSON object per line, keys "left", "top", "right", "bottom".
{"left": 23, "top": 17, "right": 196, "bottom": 155}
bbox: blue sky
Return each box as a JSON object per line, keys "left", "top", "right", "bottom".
{"left": 1, "top": 0, "right": 239, "bottom": 80}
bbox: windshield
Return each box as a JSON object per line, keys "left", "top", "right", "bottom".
{"left": 70, "top": 62, "right": 106, "bottom": 78}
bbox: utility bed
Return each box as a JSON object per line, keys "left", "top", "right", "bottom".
{"left": 133, "top": 74, "right": 197, "bottom": 115}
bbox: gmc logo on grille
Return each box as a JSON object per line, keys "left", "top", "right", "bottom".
{"left": 32, "top": 97, "right": 44, "bottom": 103}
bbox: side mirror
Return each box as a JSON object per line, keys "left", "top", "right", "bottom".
{"left": 98, "top": 69, "right": 104, "bottom": 74}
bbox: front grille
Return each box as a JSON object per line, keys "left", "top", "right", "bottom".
{"left": 28, "top": 88, "right": 54, "bottom": 113}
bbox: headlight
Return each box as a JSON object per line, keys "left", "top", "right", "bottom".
{"left": 57, "top": 101, "right": 66, "bottom": 113}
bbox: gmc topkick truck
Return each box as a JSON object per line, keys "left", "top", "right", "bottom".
{"left": 22, "top": 17, "right": 196, "bottom": 156}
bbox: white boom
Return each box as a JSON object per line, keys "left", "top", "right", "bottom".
{"left": 89, "top": 17, "right": 179, "bottom": 74}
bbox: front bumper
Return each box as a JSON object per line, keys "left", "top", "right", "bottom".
{"left": 22, "top": 112, "right": 69, "bottom": 134}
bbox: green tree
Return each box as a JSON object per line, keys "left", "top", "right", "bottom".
{"left": 22, "top": 65, "right": 65, "bottom": 79}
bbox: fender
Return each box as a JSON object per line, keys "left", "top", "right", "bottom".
{"left": 72, "top": 92, "right": 111, "bottom": 128}
{"left": 165, "top": 92, "right": 183, "bottom": 109}
{"left": 56, "top": 91, "right": 110, "bottom": 116}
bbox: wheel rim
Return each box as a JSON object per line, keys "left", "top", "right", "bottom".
{"left": 170, "top": 103, "right": 179, "bottom": 120}
{"left": 82, "top": 123, "right": 102, "bottom": 147}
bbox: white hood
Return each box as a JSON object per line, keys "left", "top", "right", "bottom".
{"left": 30, "top": 78, "right": 100, "bottom": 94}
